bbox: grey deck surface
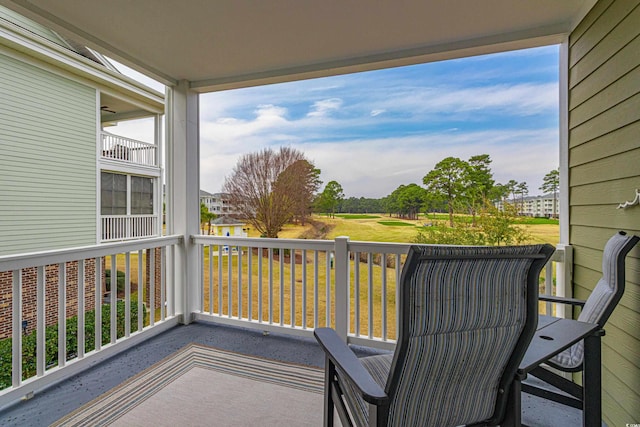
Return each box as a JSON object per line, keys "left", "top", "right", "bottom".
{"left": 0, "top": 320, "right": 583, "bottom": 426}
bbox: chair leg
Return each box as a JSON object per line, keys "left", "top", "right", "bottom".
{"left": 324, "top": 355, "right": 335, "bottom": 427}
{"left": 582, "top": 333, "right": 602, "bottom": 427}
{"left": 501, "top": 378, "right": 522, "bottom": 427}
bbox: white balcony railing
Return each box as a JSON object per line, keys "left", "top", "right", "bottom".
{"left": 101, "top": 132, "right": 157, "bottom": 167}
{"left": 101, "top": 215, "right": 159, "bottom": 242}
{"left": 0, "top": 236, "right": 181, "bottom": 408}
{"left": 0, "top": 235, "right": 570, "bottom": 408}
{"left": 193, "top": 236, "right": 571, "bottom": 351}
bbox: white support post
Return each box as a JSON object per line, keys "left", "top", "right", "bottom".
{"left": 558, "top": 38, "right": 573, "bottom": 318}
{"left": 334, "top": 236, "right": 350, "bottom": 342}
{"left": 167, "top": 80, "right": 200, "bottom": 323}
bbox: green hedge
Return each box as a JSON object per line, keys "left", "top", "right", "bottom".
{"left": 0, "top": 300, "right": 145, "bottom": 390}
{"left": 105, "top": 269, "right": 126, "bottom": 293}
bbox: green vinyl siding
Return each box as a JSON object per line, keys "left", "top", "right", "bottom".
{"left": 0, "top": 51, "right": 97, "bottom": 256}
{"left": 568, "top": 0, "right": 640, "bottom": 425}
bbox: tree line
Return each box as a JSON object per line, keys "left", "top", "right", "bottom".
{"left": 218, "top": 146, "right": 559, "bottom": 238}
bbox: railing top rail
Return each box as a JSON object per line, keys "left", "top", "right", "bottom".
{"left": 101, "top": 131, "right": 155, "bottom": 147}
{"left": 192, "top": 235, "right": 334, "bottom": 251}
{"left": 0, "top": 235, "right": 182, "bottom": 271}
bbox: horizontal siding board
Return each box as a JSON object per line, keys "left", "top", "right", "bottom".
{"left": 569, "top": 34, "right": 640, "bottom": 109}
{"left": 569, "top": 147, "right": 640, "bottom": 186}
{"left": 569, "top": 66, "right": 640, "bottom": 128}
{"left": 569, "top": 120, "right": 640, "bottom": 167}
{"left": 569, "top": 92, "right": 640, "bottom": 147}
{"left": 600, "top": 322, "right": 640, "bottom": 370}
{"left": 602, "top": 393, "right": 632, "bottom": 427}
{"left": 0, "top": 52, "right": 97, "bottom": 256}
{"left": 570, "top": 205, "right": 640, "bottom": 229}
{"left": 602, "top": 365, "right": 639, "bottom": 424}
{"left": 569, "top": 0, "right": 614, "bottom": 48}
{"left": 570, "top": 225, "right": 640, "bottom": 248}
{"left": 570, "top": 177, "right": 640, "bottom": 206}
{"left": 569, "top": 3, "right": 640, "bottom": 84}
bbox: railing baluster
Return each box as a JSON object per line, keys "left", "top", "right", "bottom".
{"left": 238, "top": 246, "right": 242, "bottom": 319}
{"left": 381, "top": 253, "right": 387, "bottom": 341}
{"left": 545, "top": 261, "right": 553, "bottom": 316}
{"left": 209, "top": 244, "right": 213, "bottom": 314}
{"left": 395, "top": 254, "right": 401, "bottom": 340}
{"left": 248, "top": 248, "right": 253, "bottom": 321}
{"left": 78, "top": 259, "right": 85, "bottom": 358}
{"left": 95, "top": 257, "right": 102, "bottom": 351}
{"left": 58, "top": 263, "right": 67, "bottom": 366}
{"left": 36, "top": 266, "right": 45, "bottom": 376}
{"left": 325, "top": 250, "right": 331, "bottom": 328}
{"left": 138, "top": 250, "right": 143, "bottom": 331}
{"left": 11, "top": 270, "right": 21, "bottom": 388}
{"left": 367, "top": 253, "right": 373, "bottom": 339}
{"left": 110, "top": 254, "right": 117, "bottom": 344}
{"left": 354, "top": 252, "right": 360, "bottom": 337}
{"left": 314, "top": 251, "right": 319, "bottom": 328}
{"left": 149, "top": 249, "right": 155, "bottom": 327}
{"left": 125, "top": 252, "right": 131, "bottom": 338}
{"left": 258, "top": 248, "right": 263, "bottom": 323}
{"left": 160, "top": 246, "right": 166, "bottom": 322}
{"left": 290, "top": 248, "right": 295, "bottom": 327}
{"left": 302, "top": 249, "right": 307, "bottom": 329}
{"left": 279, "top": 250, "right": 284, "bottom": 326}
{"left": 227, "top": 245, "right": 232, "bottom": 318}
{"left": 268, "top": 248, "right": 273, "bottom": 324}
{"left": 218, "top": 245, "right": 223, "bottom": 315}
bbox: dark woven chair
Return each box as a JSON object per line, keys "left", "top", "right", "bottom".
{"left": 523, "top": 231, "right": 639, "bottom": 412}
{"left": 315, "top": 243, "right": 554, "bottom": 427}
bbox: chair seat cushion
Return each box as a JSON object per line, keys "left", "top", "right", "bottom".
{"left": 339, "top": 353, "right": 393, "bottom": 427}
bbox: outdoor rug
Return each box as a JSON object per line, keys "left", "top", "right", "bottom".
{"left": 52, "top": 344, "right": 326, "bottom": 426}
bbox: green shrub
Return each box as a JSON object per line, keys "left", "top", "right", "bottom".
{"left": 0, "top": 300, "right": 145, "bottom": 390}
{"left": 105, "top": 269, "right": 126, "bottom": 293}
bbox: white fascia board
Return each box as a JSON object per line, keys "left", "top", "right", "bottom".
{"left": 99, "top": 161, "right": 162, "bottom": 178}
{"left": 0, "top": 20, "right": 163, "bottom": 109}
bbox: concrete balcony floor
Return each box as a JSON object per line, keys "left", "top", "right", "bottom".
{"left": 0, "top": 321, "right": 583, "bottom": 426}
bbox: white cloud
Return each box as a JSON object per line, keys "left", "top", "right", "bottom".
{"left": 370, "top": 109, "right": 385, "bottom": 117}
{"left": 307, "top": 98, "right": 343, "bottom": 118}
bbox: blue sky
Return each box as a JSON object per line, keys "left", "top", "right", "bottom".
{"left": 117, "top": 45, "right": 560, "bottom": 198}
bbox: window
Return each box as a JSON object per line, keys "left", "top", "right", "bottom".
{"left": 101, "top": 172, "right": 155, "bottom": 215}
{"left": 101, "top": 172, "right": 127, "bottom": 215}
{"left": 131, "top": 176, "right": 154, "bottom": 214}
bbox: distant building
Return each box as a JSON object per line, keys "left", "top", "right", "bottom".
{"left": 200, "top": 191, "right": 238, "bottom": 216}
{"left": 495, "top": 193, "right": 560, "bottom": 218}
{"left": 210, "top": 216, "right": 248, "bottom": 238}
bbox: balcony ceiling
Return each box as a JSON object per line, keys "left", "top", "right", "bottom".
{"left": 1, "top": 0, "right": 595, "bottom": 92}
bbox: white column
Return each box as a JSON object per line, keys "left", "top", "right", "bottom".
{"left": 167, "top": 80, "right": 200, "bottom": 324}
{"left": 557, "top": 38, "right": 572, "bottom": 316}
{"left": 334, "top": 236, "right": 350, "bottom": 341}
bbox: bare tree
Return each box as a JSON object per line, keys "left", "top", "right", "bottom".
{"left": 223, "top": 147, "right": 318, "bottom": 238}
{"left": 273, "top": 159, "right": 322, "bottom": 225}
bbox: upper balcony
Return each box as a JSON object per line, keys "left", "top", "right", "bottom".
{"left": 101, "top": 131, "right": 158, "bottom": 168}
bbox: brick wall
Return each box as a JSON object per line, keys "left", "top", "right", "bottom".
{"left": 0, "top": 260, "right": 96, "bottom": 339}
{"left": 145, "top": 248, "right": 163, "bottom": 313}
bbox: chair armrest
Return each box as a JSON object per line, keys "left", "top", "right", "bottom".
{"left": 539, "top": 295, "right": 586, "bottom": 307}
{"left": 314, "top": 328, "right": 388, "bottom": 405}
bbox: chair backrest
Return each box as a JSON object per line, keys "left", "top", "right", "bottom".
{"left": 551, "top": 231, "right": 639, "bottom": 370}
{"left": 385, "top": 244, "right": 554, "bottom": 426}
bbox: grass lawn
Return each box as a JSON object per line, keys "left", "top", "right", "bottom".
{"left": 377, "top": 221, "right": 416, "bottom": 227}
{"left": 334, "top": 214, "right": 381, "bottom": 219}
